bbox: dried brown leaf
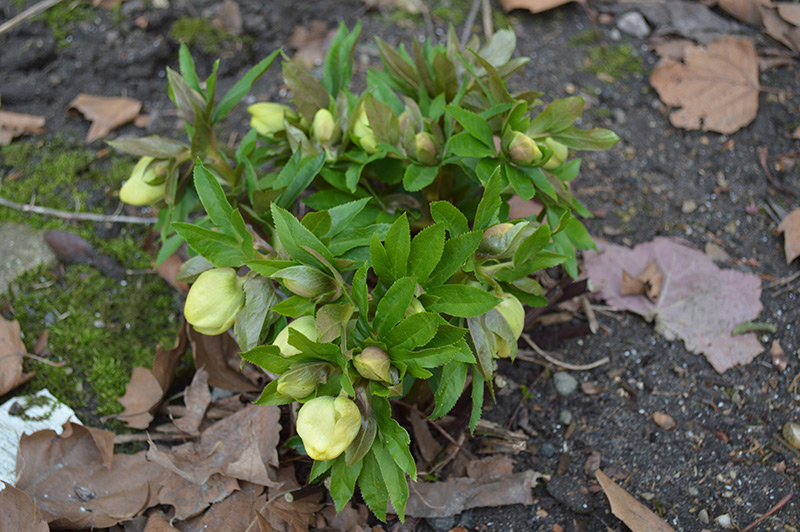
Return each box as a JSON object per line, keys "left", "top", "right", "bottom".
{"left": 180, "top": 482, "right": 266, "bottom": 532}
{"left": 43, "top": 230, "right": 97, "bottom": 263}
{"left": 760, "top": 4, "right": 800, "bottom": 52}
{"left": 777, "top": 3, "right": 800, "bottom": 26}
{"left": 717, "top": 0, "right": 765, "bottom": 26}
{"left": 404, "top": 469, "right": 543, "bottom": 518}
{"left": 173, "top": 368, "right": 211, "bottom": 435}
{"left": 771, "top": 339, "right": 788, "bottom": 371}
{"left": 498, "top": 0, "right": 574, "bottom": 14}
{"left": 188, "top": 326, "right": 258, "bottom": 392}
{"left": 147, "top": 404, "right": 281, "bottom": 487}
{"left": 0, "top": 317, "right": 34, "bottom": 396}
{"left": 408, "top": 410, "right": 442, "bottom": 464}
{"left": 778, "top": 208, "right": 800, "bottom": 264}
{"left": 259, "top": 465, "right": 321, "bottom": 532}
{"left": 214, "top": 0, "right": 242, "bottom": 35}
{"left": 143, "top": 511, "right": 180, "bottom": 531}
{"left": 595, "top": 469, "right": 675, "bottom": 532}
{"left": 649, "top": 38, "right": 694, "bottom": 61}
{"left": 68, "top": 93, "right": 142, "bottom": 143}
{"left": 321, "top": 502, "right": 370, "bottom": 531}
{"left": 117, "top": 367, "right": 163, "bottom": 429}
{"left": 0, "top": 482, "right": 49, "bottom": 532}
{"left": 16, "top": 422, "right": 164, "bottom": 528}
{"left": 157, "top": 473, "right": 239, "bottom": 520}
{"left": 584, "top": 237, "right": 764, "bottom": 373}
{"left": 0, "top": 110, "right": 45, "bottom": 146}
{"left": 288, "top": 21, "right": 336, "bottom": 70}
{"left": 650, "top": 36, "right": 760, "bottom": 134}
{"left": 155, "top": 252, "right": 190, "bottom": 294}
{"left": 466, "top": 455, "right": 514, "bottom": 481}
{"left": 620, "top": 270, "right": 647, "bottom": 297}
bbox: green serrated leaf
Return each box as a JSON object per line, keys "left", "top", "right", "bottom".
{"left": 408, "top": 223, "right": 445, "bottom": 283}
{"left": 270, "top": 295, "right": 315, "bottom": 318}
{"left": 430, "top": 201, "right": 469, "bottom": 237}
{"left": 447, "top": 131, "right": 495, "bottom": 158}
{"left": 214, "top": 49, "right": 281, "bottom": 123}
{"left": 271, "top": 204, "right": 336, "bottom": 270}
{"left": 425, "top": 285, "right": 501, "bottom": 317}
{"left": 386, "top": 312, "right": 439, "bottom": 350}
{"left": 430, "top": 360, "right": 468, "bottom": 418}
{"left": 504, "top": 163, "right": 535, "bottom": 201}
{"left": 239, "top": 344, "right": 292, "bottom": 374}
{"left": 374, "top": 277, "right": 417, "bottom": 338}
{"left": 474, "top": 170, "right": 502, "bottom": 231}
{"left": 172, "top": 222, "right": 249, "bottom": 267}
{"left": 384, "top": 214, "right": 410, "bottom": 279}
{"left": 193, "top": 161, "right": 236, "bottom": 236}
{"left": 359, "top": 450, "right": 389, "bottom": 521}
{"left": 426, "top": 230, "right": 482, "bottom": 288}
{"left": 331, "top": 455, "right": 363, "bottom": 511}
{"left": 403, "top": 164, "right": 440, "bottom": 192}
{"left": 528, "top": 96, "right": 585, "bottom": 134}
{"left": 445, "top": 105, "right": 494, "bottom": 148}
{"left": 469, "top": 370, "right": 485, "bottom": 433}
{"left": 551, "top": 126, "right": 620, "bottom": 151}
{"left": 373, "top": 441, "right": 409, "bottom": 522}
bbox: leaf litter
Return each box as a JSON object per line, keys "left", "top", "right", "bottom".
{"left": 0, "top": 316, "right": 35, "bottom": 397}
{"left": 0, "top": 110, "right": 45, "bottom": 146}
{"left": 595, "top": 469, "right": 675, "bottom": 532}
{"left": 584, "top": 237, "right": 764, "bottom": 373}
{"left": 777, "top": 207, "right": 800, "bottom": 264}
{"left": 67, "top": 94, "right": 142, "bottom": 143}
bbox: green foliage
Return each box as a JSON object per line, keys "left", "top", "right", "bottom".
{"left": 584, "top": 42, "right": 643, "bottom": 79}
{"left": 169, "top": 16, "right": 236, "bottom": 55}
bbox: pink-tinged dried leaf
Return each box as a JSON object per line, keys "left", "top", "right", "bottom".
{"left": 404, "top": 469, "right": 543, "bottom": 518}
{"left": 117, "top": 366, "right": 163, "bottom": 429}
{"left": 68, "top": 94, "right": 142, "bottom": 143}
{"left": 173, "top": 368, "right": 211, "bottom": 435}
{"left": 595, "top": 470, "right": 675, "bottom": 532}
{"left": 498, "top": 0, "right": 574, "bottom": 14}
{"left": 0, "top": 482, "right": 49, "bottom": 532}
{"left": 0, "top": 110, "right": 45, "bottom": 146}
{"left": 147, "top": 404, "right": 281, "bottom": 488}
{"left": 155, "top": 252, "right": 190, "bottom": 294}
{"left": 180, "top": 482, "right": 266, "bottom": 532}
{"left": 760, "top": 4, "right": 800, "bottom": 53}
{"left": 0, "top": 317, "right": 35, "bottom": 396}
{"left": 650, "top": 36, "right": 760, "bottom": 134}
{"left": 778, "top": 208, "right": 800, "bottom": 264}
{"left": 717, "top": 0, "right": 765, "bottom": 26}
{"left": 16, "top": 422, "right": 164, "bottom": 528}
{"left": 188, "top": 326, "right": 259, "bottom": 392}
{"left": 157, "top": 473, "right": 239, "bottom": 520}
{"left": 584, "top": 237, "right": 764, "bottom": 373}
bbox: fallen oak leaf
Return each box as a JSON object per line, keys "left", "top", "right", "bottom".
{"left": 595, "top": 469, "right": 675, "bottom": 532}
{"left": 0, "top": 110, "right": 45, "bottom": 146}
{"left": 68, "top": 93, "right": 142, "bottom": 143}
{"left": 0, "top": 482, "right": 49, "bottom": 532}
{"left": 650, "top": 36, "right": 760, "bottom": 134}
{"left": 156, "top": 473, "right": 239, "bottom": 520}
{"left": 173, "top": 368, "right": 211, "bottom": 436}
{"left": 584, "top": 237, "right": 764, "bottom": 373}
{"left": 778, "top": 207, "right": 800, "bottom": 264}
{"left": 0, "top": 316, "right": 35, "bottom": 396}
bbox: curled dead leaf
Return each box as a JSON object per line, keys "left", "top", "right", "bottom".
{"left": 68, "top": 93, "right": 142, "bottom": 143}
{"left": 173, "top": 368, "right": 211, "bottom": 435}
{"left": 0, "top": 110, "right": 45, "bottom": 146}
{"left": 777, "top": 208, "right": 800, "bottom": 264}
{"left": 0, "top": 317, "right": 35, "bottom": 396}
{"left": 595, "top": 469, "right": 675, "bottom": 532}
{"left": 650, "top": 36, "right": 760, "bottom": 134}
{"left": 0, "top": 482, "right": 49, "bottom": 532}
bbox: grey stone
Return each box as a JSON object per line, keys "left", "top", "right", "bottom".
{"left": 558, "top": 409, "right": 574, "bottom": 425}
{"left": 540, "top": 442, "right": 556, "bottom": 458}
{"left": 425, "top": 516, "right": 457, "bottom": 532}
{"left": 617, "top": 11, "right": 651, "bottom": 39}
{"left": 0, "top": 223, "right": 57, "bottom": 294}
{"left": 553, "top": 372, "right": 578, "bottom": 396}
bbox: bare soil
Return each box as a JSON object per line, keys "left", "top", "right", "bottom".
{"left": 2, "top": 0, "right": 800, "bottom": 531}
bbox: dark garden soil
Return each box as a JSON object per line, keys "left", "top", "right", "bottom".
{"left": 2, "top": 0, "right": 800, "bottom": 531}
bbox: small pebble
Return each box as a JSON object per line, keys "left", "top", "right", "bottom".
{"left": 559, "top": 409, "right": 573, "bottom": 425}
{"left": 714, "top": 513, "right": 732, "bottom": 528}
{"left": 554, "top": 372, "right": 578, "bottom": 396}
{"left": 652, "top": 411, "right": 676, "bottom": 430}
{"left": 540, "top": 443, "right": 556, "bottom": 458}
{"left": 617, "top": 11, "right": 650, "bottom": 39}
{"left": 698, "top": 508, "right": 709, "bottom": 524}
{"left": 687, "top": 486, "right": 699, "bottom": 496}
{"left": 681, "top": 199, "right": 697, "bottom": 214}
{"left": 782, "top": 421, "right": 800, "bottom": 449}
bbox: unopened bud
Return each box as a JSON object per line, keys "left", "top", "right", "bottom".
{"left": 248, "top": 102, "right": 294, "bottom": 137}
{"left": 119, "top": 157, "right": 167, "bottom": 206}
{"left": 414, "top": 132, "right": 438, "bottom": 166}
{"left": 493, "top": 293, "right": 525, "bottom": 358}
{"left": 311, "top": 108, "right": 336, "bottom": 144}
{"left": 184, "top": 268, "right": 245, "bottom": 336}
{"left": 353, "top": 346, "right": 391, "bottom": 383}
{"left": 479, "top": 223, "right": 516, "bottom": 256}
{"left": 542, "top": 137, "right": 568, "bottom": 169}
{"left": 276, "top": 362, "right": 331, "bottom": 399}
{"left": 405, "top": 297, "right": 425, "bottom": 318}
{"left": 352, "top": 104, "right": 379, "bottom": 154}
{"left": 273, "top": 315, "right": 318, "bottom": 357}
{"left": 273, "top": 265, "right": 341, "bottom": 303}
{"left": 507, "top": 132, "right": 542, "bottom": 164}
{"left": 296, "top": 395, "right": 362, "bottom": 461}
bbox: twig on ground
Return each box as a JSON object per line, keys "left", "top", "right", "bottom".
{"left": 23, "top": 352, "right": 67, "bottom": 367}
{"left": 767, "top": 271, "right": 800, "bottom": 289}
{"left": 396, "top": 400, "right": 475, "bottom": 460}
{"left": 740, "top": 491, "right": 794, "bottom": 532}
{"left": 0, "top": 0, "right": 62, "bottom": 36}
{"left": 0, "top": 196, "right": 157, "bottom": 224}
{"left": 581, "top": 295, "right": 599, "bottom": 333}
{"left": 113, "top": 432, "right": 195, "bottom": 444}
{"left": 519, "top": 333, "right": 609, "bottom": 371}
{"left": 481, "top": 0, "right": 493, "bottom": 39}
{"left": 759, "top": 147, "right": 796, "bottom": 196}
{"left": 461, "top": 0, "right": 481, "bottom": 46}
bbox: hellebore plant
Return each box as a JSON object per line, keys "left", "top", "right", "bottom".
{"left": 113, "top": 23, "right": 618, "bottom": 521}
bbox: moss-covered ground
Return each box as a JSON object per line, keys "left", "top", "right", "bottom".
{"left": 0, "top": 139, "right": 182, "bottom": 428}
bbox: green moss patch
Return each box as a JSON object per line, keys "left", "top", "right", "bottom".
{"left": 584, "top": 42, "right": 643, "bottom": 79}
{"left": 169, "top": 16, "right": 237, "bottom": 55}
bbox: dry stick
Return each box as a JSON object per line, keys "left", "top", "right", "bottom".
{"left": 0, "top": 0, "right": 62, "bottom": 36}
{"left": 113, "top": 432, "right": 196, "bottom": 444}
{"left": 461, "top": 0, "right": 482, "bottom": 46}
{"left": 481, "top": 0, "right": 493, "bottom": 39}
{"left": 581, "top": 295, "right": 599, "bottom": 334}
{"left": 396, "top": 400, "right": 475, "bottom": 459}
{"left": 520, "top": 333, "right": 610, "bottom": 371}
{"left": 740, "top": 491, "right": 794, "bottom": 532}
{"left": 0, "top": 196, "right": 157, "bottom": 224}
{"left": 23, "top": 352, "right": 67, "bottom": 367}
{"left": 767, "top": 271, "right": 800, "bottom": 289}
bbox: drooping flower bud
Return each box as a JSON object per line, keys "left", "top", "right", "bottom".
{"left": 273, "top": 315, "right": 318, "bottom": 357}
{"left": 353, "top": 346, "right": 392, "bottom": 383}
{"left": 414, "top": 132, "right": 438, "bottom": 166}
{"left": 311, "top": 108, "right": 337, "bottom": 144}
{"left": 184, "top": 268, "right": 245, "bottom": 336}
{"left": 478, "top": 222, "right": 520, "bottom": 258}
{"left": 506, "top": 131, "right": 542, "bottom": 165}
{"left": 272, "top": 265, "right": 341, "bottom": 303}
{"left": 119, "top": 157, "right": 167, "bottom": 206}
{"left": 248, "top": 103, "right": 294, "bottom": 137}
{"left": 542, "top": 137, "right": 568, "bottom": 169}
{"left": 351, "top": 104, "right": 379, "bottom": 154}
{"left": 296, "top": 395, "right": 362, "bottom": 461}
{"left": 276, "top": 362, "right": 331, "bottom": 399}
{"left": 487, "top": 293, "right": 525, "bottom": 358}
